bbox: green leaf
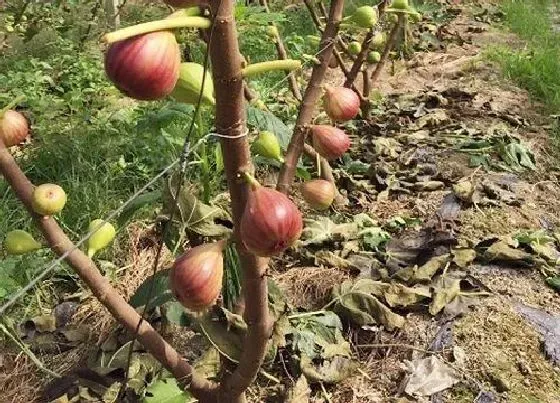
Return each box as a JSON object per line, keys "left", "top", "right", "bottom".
{"left": 301, "top": 217, "right": 359, "bottom": 246}
{"left": 163, "top": 301, "right": 192, "bottom": 326}
{"left": 247, "top": 106, "right": 292, "bottom": 149}
{"left": 129, "top": 269, "right": 173, "bottom": 310}
{"left": 546, "top": 276, "right": 560, "bottom": 293}
{"left": 117, "top": 190, "right": 161, "bottom": 226}
{"left": 163, "top": 174, "right": 232, "bottom": 240}
{"left": 143, "top": 378, "right": 194, "bottom": 403}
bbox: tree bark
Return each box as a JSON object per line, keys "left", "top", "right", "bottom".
{"left": 277, "top": 0, "right": 346, "bottom": 194}
{"left": 208, "top": 1, "right": 271, "bottom": 401}
{"left": 0, "top": 139, "right": 218, "bottom": 402}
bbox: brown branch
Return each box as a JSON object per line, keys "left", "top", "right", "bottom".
{"left": 303, "top": 0, "right": 324, "bottom": 32}
{"left": 0, "top": 140, "right": 218, "bottom": 402}
{"left": 303, "top": 0, "right": 365, "bottom": 101}
{"left": 371, "top": 14, "right": 404, "bottom": 84}
{"left": 208, "top": 1, "right": 271, "bottom": 401}
{"left": 277, "top": 0, "right": 346, "bottom": 194}
{"left": 259, "top": 0, "right": 302, "bottom": 101}
{"left": 361, "top": 67, "right": 371, "bottom": 115}
{"left": 343, "top": 0, "right": 389, "bottom": 88}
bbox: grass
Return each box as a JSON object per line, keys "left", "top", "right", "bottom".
{"left": 486, "top": 0, "right": 560, "bottom": 111}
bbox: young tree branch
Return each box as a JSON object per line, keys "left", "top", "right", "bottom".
{"left": 371, "top": 14, "right": 404, "bottom": 84}
{"left": 259, "top": 0, "right": 302, "bottom": 101}
{"left": 207, "top": 1, "right": 271, "bottom": 401}
{"left": 277, "top": 0, "right": 346, "bottom": 194}
{"left": 0, "top": 139, "right": 218, "bottom": 402}
{"left": 343, "top": 0, "right": 389, "bottom": 88}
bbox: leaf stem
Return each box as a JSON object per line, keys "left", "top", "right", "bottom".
{"left": 241, "top": 60, "right": 302, "bottom": 78}
{"left": 0, "top": 95, "right": 26, "bottom": 118}
{"left": 103, "top": 16, "right": 211, "bottom": 44}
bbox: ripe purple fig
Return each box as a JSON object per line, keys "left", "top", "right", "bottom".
{"left": 105, "top": 31, "right": 180, "bottom": 101}
{"left": 311, "top": 125, "right": 351, "bottom": 160}
{"left": 302, "top": 180, "right": 336, "bottom": 210}
{"left": 31, "top": 184, "right": 67, "bottom": 216}
{"left": 240, "top": 182, "right": 303, "bottom": 257}
{"left": 0, "top": 110, "right": 29, "bottom": 147}
{"left": 323, "top": 86, "right": 360, "bottom": 121}
{"left": 170, "top": 240, "right": 226, "bottom": 312}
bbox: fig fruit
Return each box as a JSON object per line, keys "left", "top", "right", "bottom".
{"left": 266, "top": 25, "right": 279, "bottom": 38}
{"left": 391, "top": 0, "right": 409, "bottom": 10}
{"left": 170, "top": 240, "right": 225, "bottom": 312}
{"left": 31, "top": 184, "right": 67, "bottom": 216}
{"left": 4, "top": 230, "right": 41, "bottom": 255}
{"left": 171, "top": 62, "right": 215, "bottom": 105}
{"left": 302, "top": 180, "right": 335, "bottom": 210}
{"left": 367, "top": 51, "right": 381, "bottom": 64}
{"left": 311, "top": 125, "right": 351, "bottom": 160}
{"left": 323, "top": 86, "right": 360, "bottom": 121}
{"left": 0, "top": 109, "right": 29, "bottom": 147}
{"left": 348, "top": 41, "right": 362, "bottom": 55}
{"left": 371, "top": 32, "right": 386, "bottom": 48}
{"left": 306, "top": 35, "right": 321, "bottom": 47}
{"left": 253, "top": 131, "right": 283, "bottom": 162}
{"left": 86, "top": 219, "right": 116, "bottom": 258}
{"left": 350, "top": 6, "right": 378, "bottom": 28}
{"left": 105, "top": 31, "right": 180, "bottom": 101}
{"left": 240, "top": 181, "right": 303, "bottom": 257}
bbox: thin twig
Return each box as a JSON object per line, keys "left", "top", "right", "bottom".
{"left": 371, "top": 15, "right": 404, "bottom": 84}
{"left": 277, "top": 0, "right": 346, "bottom": 194}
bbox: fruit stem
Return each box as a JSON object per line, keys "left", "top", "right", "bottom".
{"left": 103, "top": 16, "right": 212, "bottom": 44}
{"left": 0, "top": 95, "right": 26, "bottom": 118}
{"left": 241, "top": 60, "right": 302, "bottom": 78}
{"left": 240, "top": 171, "right": 260, "bottom": 189}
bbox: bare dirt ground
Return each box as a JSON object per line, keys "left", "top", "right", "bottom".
{"left": 2, "top": 1, "right": 560, "bottom": 403}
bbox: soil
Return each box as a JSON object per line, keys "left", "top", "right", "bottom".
{"left": 2, "top": 1, "right": 560, "bottom": 403}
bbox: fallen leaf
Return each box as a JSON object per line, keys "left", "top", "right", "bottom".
{"left": 300, "top": 355, "right": 359, "bottom": 384}
{"left": 429, "top": 275, "right": 461, "bottom": 315}
{"left": 383, "top": 283, "right": 431, "bottom": 308}
{"left": 404, "top": 356, "right": 459, "bottom": 397}
{"left": 143, "top": 377, "right": 194, "bottom": 403}
{"left": 452, "top": 248, "right": 476, "bottom": 268}
{"left": 331, "top": 279, "right": 404, "bottom": 330}
{"left": 314, "top": 250, "right": 352, "bottom": 269}
{"left": 193, "top": 348, "right": 221, "bottom": 380}
{"left": 483, "top": 240, "right": 535, "bottom": 267}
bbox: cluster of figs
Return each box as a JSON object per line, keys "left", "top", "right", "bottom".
{"left": 170, "top": 82, "right": 359, "bottom": 312}
{"left": 103, "top": 0, "right": 363, "bottom": 312}
{"left": 1, "top": 109, "right": 116, "bottom": 258}
{"left": 1, "top": 0, "right": 370, "bottom": 314}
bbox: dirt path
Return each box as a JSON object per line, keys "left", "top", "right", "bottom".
{"left": 279, "top": 3, "right": 560, "bottom": 402}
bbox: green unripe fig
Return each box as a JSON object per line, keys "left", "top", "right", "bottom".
{"left": 171, "top": 62, "right": 215, "bottom": 105}
{"left": 31, "top": 184, "right": 67, "bottom": 216}
{"left": 266, "top": 25, "right": 279, "bottom": 38}
{"left": 4, "top": 230, "right": 41, "bottom": 255}
{"left": 348, "top": 41, "right": 362, "bottom": 55}
{"left": 253, "top": 131, "right": 283, "bottom": 162}
{"left": 306, "top": 35, "right": 321, "bottom": 47}
{"left": 350, "top": 6, "right": 378, "bottom": 28}
{"left": 367, "top": 51, "right": 381, "bottom": 64}
{"left": 391, "top": 0, "right": 409, "bottom": 10}
{"left": 86, "top": 219, "right": 116, "bottom": 258}
{"left": 371, "top": 32, "right": 386, "bottom": 48}
{"left": 388, "top": 13, "right": 398, "bottom": 23}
